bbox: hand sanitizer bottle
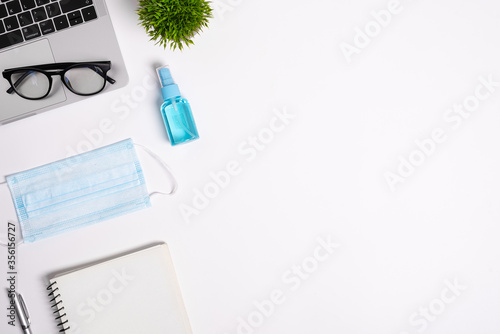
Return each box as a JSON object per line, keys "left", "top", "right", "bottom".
{"left": 156, "top": 65, "right": 199, "bottom": 145}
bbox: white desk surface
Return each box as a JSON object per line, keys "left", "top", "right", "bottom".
{"left": 2, "top": 0, "right": 500, "bottom": 333}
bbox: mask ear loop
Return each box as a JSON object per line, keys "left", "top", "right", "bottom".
{"left": 134, "top": 144, "right": 178, "bottom": 197}
{"left": 0, "top": 181, "right": 24, "bottom": 247}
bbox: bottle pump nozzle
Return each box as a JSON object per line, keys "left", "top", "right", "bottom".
{"left": 157, "top": 66, "right": 181, "bottom": 100}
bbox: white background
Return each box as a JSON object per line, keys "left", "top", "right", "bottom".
{"left": 2, "top": 0, "right": 500, "bottom": 333}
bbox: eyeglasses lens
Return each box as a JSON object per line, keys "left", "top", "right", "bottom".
{"left": 64, "top": 66, "right": 106, "bottom": 95}
{"left": 11, "top": 70, "right": 50, "bottom": 99}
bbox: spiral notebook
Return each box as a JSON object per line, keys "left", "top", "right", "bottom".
{"left": 46, "top": 243, "right": 193, "bottom": 334}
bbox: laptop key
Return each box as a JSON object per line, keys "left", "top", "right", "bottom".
{"left": 7, "top": 0, "right": 22, "bottom": 15}
{"left": 18, "top": 11, "right": 33, "bottom": 26}
{"left": 60, "top": 0, "right": 92, "bottom": 13}
{"left": 0, "top": 29, "right": 23, "bottom": 49}
{"left": 82, "top": 5, "right": 96, "bottom": 21}
{"left": 53, "top": 14, "right": 68, "bottom": 30}
{"left": 32, "top": 7, "right": 47, "bottom": 21}
{"left": 21, "top": 23, "right": 40, "bottom": 40}
{"left": 0, "top": 3, "right": 7, "bottom": 18}
{"left": 35, "top": 0, "right": 49, "bottom": 5}
{"left": 45, "top": 2, "right": 60, "bottom": 17}
{"left": 0, "top": 21, "right": 5, "bottom": 33}
{"left": 67, "top": 10, "right": 81, "bottom": 20}
{"left": 69, "top": 16, "right": 83, "bottom": 26}
{"left": 67, "top": 10, "right": 84, "bottom": 26}
{"left": 20, "top": 0, "right": 35, "bottom": 10}
{"left": 39, "top": 18, "right": 54, "bottom": 34}
{"left": 4, "top": 15, "right": 19, "bottom": 30}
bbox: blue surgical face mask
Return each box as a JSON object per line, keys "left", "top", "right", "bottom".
{"left": 1, "top": 138, "right": 175, "bottom": 243}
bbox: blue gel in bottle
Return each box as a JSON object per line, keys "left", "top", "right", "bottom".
{"left": 157, "top": 65, "right": 199, "bottom": 145}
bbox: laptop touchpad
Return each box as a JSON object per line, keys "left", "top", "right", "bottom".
{"left": 0, "top": 39, "right": 66, "bottom": 122}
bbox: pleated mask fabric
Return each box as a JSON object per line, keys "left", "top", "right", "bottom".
{"left": 6, "top": 138, "right": 151, "bottom": 243}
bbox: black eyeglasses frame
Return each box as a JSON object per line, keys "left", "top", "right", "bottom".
{"left": 2, "top": 61, "right": 116, "bottom": 100}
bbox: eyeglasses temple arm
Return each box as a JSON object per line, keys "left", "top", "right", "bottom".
{"left": 90, "top": 65, "right": 115, "bottom": 84}
{"left": 6, "top": 71, "right": 31, "bottom": 94}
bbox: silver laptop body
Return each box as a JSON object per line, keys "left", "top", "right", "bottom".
{"left": 0, "top": 0, "right": 128, "bottom": 125}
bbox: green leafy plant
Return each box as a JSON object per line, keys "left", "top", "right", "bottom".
{"left": 137, "top": 0, "right": 213, "bottom": 51}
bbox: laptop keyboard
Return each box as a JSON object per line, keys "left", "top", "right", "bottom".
{"left": 0, "top": 0, "right": 98, "bottom": 50}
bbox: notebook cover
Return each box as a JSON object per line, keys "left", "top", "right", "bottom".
{"left": 48, "top": 243, "right": 192, "bottom": 334}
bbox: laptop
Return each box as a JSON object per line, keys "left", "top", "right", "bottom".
{"left": 0, "top": 0, "right": 128, "bottom": 125}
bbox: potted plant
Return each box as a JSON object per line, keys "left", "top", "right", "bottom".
{"left": 137, "top": 0, "right": 213, "bottom": 50}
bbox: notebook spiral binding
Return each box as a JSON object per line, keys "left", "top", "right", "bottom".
{"left": 47, "top": 281, "right": 70, "bottom": 333}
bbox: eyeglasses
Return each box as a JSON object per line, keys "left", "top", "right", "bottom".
{"left": 2, "top": 61, "right": 116, "bottom": 100}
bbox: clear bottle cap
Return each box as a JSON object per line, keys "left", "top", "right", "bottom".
{"left": 156, "top": 65, "right": 175, "bottom": 87}
{"left": 156, "top": 65, "right": 180, "bottom": 99}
